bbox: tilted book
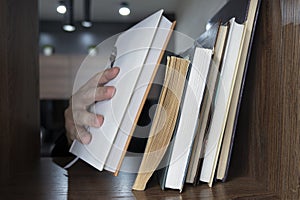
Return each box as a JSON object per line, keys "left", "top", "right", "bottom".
{"left": 69, "top": 10, "right": 175, "bottom": 172}
{"left": 132, "top": 56, "right": 190, "bottom": 191}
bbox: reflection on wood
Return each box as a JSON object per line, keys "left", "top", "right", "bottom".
{"left": 1, "top": 158, "right": 279, "bottom": 199}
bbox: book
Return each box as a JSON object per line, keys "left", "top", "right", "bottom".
{"left": 104, "top": 15, "right": 175, "bottom": 175}
{"left": 216, "top": 0, "right": 260, "bottom": 181}
{"left": 132, "top": 56, "right": 190, "bottom": 191}
{"left": 69, "top": 10, "right": 175, "bottom": 171}
{"left": 199, "top": 18, "right": 245, "bottom": 187}
{"left": 163, "top": 47, "right": 213, "bottom": 192}
{"left": 185, "top": 24, "right": 229, "bottom": 184}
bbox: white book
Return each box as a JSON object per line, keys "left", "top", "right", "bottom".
{"left": 200, "top": 18, "right": 245, "bottom": 186}
{"left": 164, "top": 47, "right": 213, "bottom": 191}
{"left": 69, "top": 10, "right": 173, "bottom": 171}
{"left": 104, "top": 16, "right": 173, "bottom": 173}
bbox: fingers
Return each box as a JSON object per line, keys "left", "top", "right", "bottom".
{"left": 66, "top": 113, "right": 103, "bottom": 145}
{"left": 94, "top": 86, "right": 116, "bottom": 101}
{"left": 76, "top": 67, "right": 119, "bottom": 96}
{"left": 97, "top": 67, "right": 120, "bottom": 86}
{"left": 72, "top": 85, "right": 116, "bottom": 109}
{"left": 73, "top": 67, "right": 119, "bottom": 108}
{"left": 65, "top": 67, "right": 120, "bottom": 145}
{"left": 74, "top": 126, "right": 92, "bottom": 144}
{"left": 66, "top": 124, "right": 92, "bottom": 145}
{"left": 74, "top": 110, "right": 104, "bottom": 128}
{"left": 65, "top": 106, "right": 103, "bottom": 145}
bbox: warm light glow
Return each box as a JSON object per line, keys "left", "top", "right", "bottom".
{"left": 82, "top": 21, "right": 92, "bottom": 28}
{"left": 63, "top": 24, "right": 76, "bottom": 32}
{"left": 119, "top": 3, "right": 130, "bottom": 16}
{"left": 57, "top": 5, "right": 67, "bottom": 14}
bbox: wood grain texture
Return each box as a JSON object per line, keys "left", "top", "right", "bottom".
{"left": 231, "top": 0, "right": 300, "bottom": 199}
{"left": 0, "top": 0, "right": 39, "bottom": 183}
{"left": 1, "top": 158, "right": 279, "bottom": 199}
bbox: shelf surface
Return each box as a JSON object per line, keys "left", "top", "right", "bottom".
{"left": 0, "top": 157, "right": 279, "bottom": 199}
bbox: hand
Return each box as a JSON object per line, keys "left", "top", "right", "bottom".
{"left": 64, "top": 67, "right": 120, "bottom": 145}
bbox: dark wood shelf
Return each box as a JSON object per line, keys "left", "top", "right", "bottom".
{"left": 1, "top": 158, "right": 278, "bottom": 199}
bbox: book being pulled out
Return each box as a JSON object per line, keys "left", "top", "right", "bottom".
{"left": 69, "top": 10, "right": 175, "bottom": 172}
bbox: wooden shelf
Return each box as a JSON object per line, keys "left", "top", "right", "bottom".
{"left": 1, "top": 158, "right": 278, "bottom": 199}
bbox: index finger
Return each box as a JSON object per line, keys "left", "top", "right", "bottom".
{"left": 97, "top": 67, "right": 120, "bottom": 86}
{"left": 79, "top": 66, "right": 120, "bottom": 92}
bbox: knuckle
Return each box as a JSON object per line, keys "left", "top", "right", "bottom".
{"left": 81, "top": 111, "right": 95, "bottom": 127}
{"left": 87, "top": 114, "right": 96, "bottom": 126}
{"left": 74, "top": 127, "right": 82, "bottom": 139}
{"left": 73, "top": 110, "right": 81, "bottom": 123}
{"left": 96, "top": 86, "right": 113, "bottom": 101}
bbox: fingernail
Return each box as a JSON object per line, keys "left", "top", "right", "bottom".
{"left": 98, "top": 115, "right": 104, "bottom": 126}
{"left": 111, "top": 67, "right": 119, "bottom": 76}
{"left": 114, "top": 67, "right": 120, "bottom": 74}
{"left": 95, "top": 118, "right": 100, "bottom": 127}
{"left": 106, "top": 87, "right": 116, "bottom": 97}
{"left": 111, "top": 87, "right": 116, "bottom": 97}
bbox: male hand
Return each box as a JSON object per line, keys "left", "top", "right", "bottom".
{"left": 64, "top": 67, "right": 120, "bottom": 144}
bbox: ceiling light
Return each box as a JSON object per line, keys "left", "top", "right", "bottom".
{"left": 119, "top": 2, "right": 130, "bottom": 16}
{"left": 63, "top": 24, "right": 76, "bottom": 32}
{"left": 56, "top": 1, "right": 67, "bottom": 14}
{"left": 82, "top": 21, "right": 92, "bottom": 28}
{"left": 63, "top": 0, "right": 76, "bottom": 32}
{"left": 82, "top": 0, "right": 92, "bottom": 28}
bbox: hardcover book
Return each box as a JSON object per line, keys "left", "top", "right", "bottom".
{"left": 69, "top": 10, "right": 175, "bottom": 172}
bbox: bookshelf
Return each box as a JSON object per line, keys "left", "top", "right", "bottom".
{"left": 0, "top": 0, "right": 299, "bottom": 199}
